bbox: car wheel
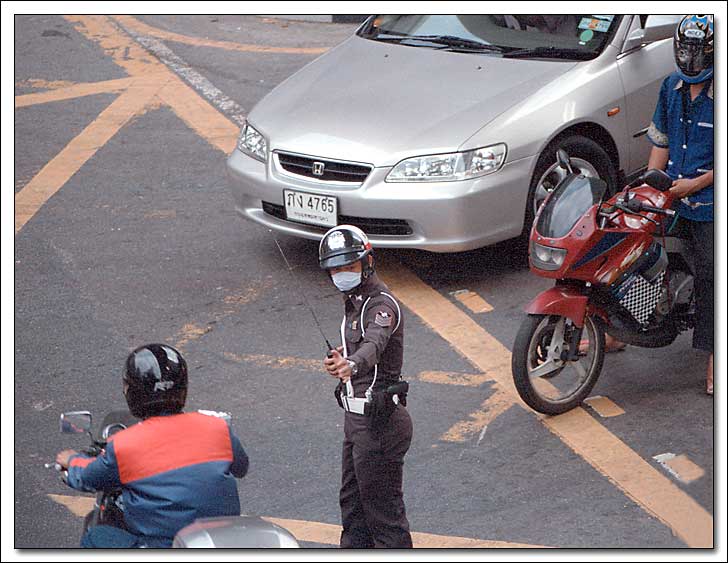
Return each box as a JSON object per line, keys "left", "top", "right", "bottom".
{"left": 524, "top": 135, "right": 618, "bottom": 234}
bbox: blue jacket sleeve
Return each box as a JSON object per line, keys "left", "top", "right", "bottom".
{"left": 229, "top": 430, "right": 249, "bottom": 479}
{"left": 66, "top": 441, "right": 122, "bottom": 493}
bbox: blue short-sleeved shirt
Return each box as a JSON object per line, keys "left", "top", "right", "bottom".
{"left": 647, "top": 73, "right": 714, "bottom": 222}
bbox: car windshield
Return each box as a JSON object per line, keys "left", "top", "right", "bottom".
{"left": 358, "top": 15, "right": 622, "bottom": 60}
{"left": 536, "top": 175, "right": 608, "bottom": 238}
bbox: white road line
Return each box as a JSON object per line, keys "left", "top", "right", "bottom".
{"left": 112, "top": 17, "right": 247, "bottom": 127}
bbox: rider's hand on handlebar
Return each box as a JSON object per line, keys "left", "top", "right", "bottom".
{"left": 55, "top": 449, "right": 78, "bottom": 469}
{"left": 669, "top": 178, "right": 699, "bottom": 198}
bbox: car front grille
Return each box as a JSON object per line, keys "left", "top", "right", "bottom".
{"left": 276, "top": 152, "right": 372, "bottom": 184}
{"left": 262, "top": 202, "right": 413, "bottom": 236}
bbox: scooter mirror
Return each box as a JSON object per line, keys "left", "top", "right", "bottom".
{"left": 641, "top": 169, "right": 673, "bottom": 192}
{"left": 60, "top": 411, "right": 93, "bottom": 434}
{"left": 556, "top": 149, "right": 573, "bottom": 174}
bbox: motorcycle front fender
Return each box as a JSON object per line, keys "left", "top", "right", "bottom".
{"left": 524, "top": 286, "right": 594, "bottom": 328}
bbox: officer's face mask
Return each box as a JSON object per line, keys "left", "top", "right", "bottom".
{"left": 331, "top": 271, "right": 362, "bottom": 292}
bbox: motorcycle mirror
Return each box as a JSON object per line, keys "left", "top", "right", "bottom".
{"left": 556, "top": 149, "right": 573, "bottom": 174}
{"left": 60, "top": 411, "right": 92, "bottom": 435}
{"left": 641, "top": 169, "right": 673, "bottom": 192}
{"left": 101, "top": 423, "right": 127, "bottom": 440}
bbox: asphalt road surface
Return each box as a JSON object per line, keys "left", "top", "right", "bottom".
{"left": 13, "top": 15, "right": 717, "bottom": 550}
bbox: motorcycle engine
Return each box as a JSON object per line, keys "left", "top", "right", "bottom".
{"left": 654, "top": 268, "right": 694, "bottom": 318}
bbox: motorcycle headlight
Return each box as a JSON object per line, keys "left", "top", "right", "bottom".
{"left": 531, "top": 242, "right": 567, "bottom": 271}
{"left": 386, "top": 143, "right": 507, "bottom": 182}
{"left": 237, "top": 122, "right": 268, "bottom": 162}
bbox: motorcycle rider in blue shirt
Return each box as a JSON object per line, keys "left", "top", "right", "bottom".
{"left": 646, "top": 15, "right": 714, "bottom": 394}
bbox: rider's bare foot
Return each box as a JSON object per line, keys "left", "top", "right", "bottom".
{"left": 579, "top": 334, "right": 626, "bottom": 354}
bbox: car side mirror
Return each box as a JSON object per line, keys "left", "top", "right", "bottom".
{"left": 641, "top": 169, "right": 673, "bottom": 192}
{"left": 623, "top": 15, "right": 681, "bottom": 52}
{"left": 60, "top": 411, "right": 93, "bottom": 435}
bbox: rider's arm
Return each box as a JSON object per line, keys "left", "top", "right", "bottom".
{"left": 228, "top": 430, "right": 249, "bottom": 479}
{"left": 66, "top": 441, "right": 122, "bottom": 493}
{"left": 647, "top": 146, "right": 669, "bottom": 171}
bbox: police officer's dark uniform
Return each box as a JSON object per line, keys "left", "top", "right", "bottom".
{"left": 319, "top": 225, "right": 413, "bottom": 549}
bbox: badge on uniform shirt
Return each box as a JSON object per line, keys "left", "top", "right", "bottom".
{"left": 375, "top": 311, "right": 393, "bottom": 327}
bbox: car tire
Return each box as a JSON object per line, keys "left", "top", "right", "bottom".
{"left": 523, "top": 135, "right": 619, "bottom": 236}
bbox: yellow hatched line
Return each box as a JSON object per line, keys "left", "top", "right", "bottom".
{"left": 14, "top": 83, "right": 162, "bottom": 234}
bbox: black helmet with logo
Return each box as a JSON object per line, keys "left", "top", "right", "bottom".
{"left": 318, "top": 225, "right": 373, "bottom": 270}
{"left": 674, "top": 15, "right": 714, "bottom": 84}
{"left": 123, "top": 344, "right": 188, "bottom": 419}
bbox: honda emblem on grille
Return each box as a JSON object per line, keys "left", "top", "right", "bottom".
{"left": 312, "top": 161, "right": 325, "bottom": 177}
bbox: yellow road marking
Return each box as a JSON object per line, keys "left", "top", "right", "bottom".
{"left": 15, "top": 78, "right": 77, "bottom": 90}
{"left": 223, "top": 353, "right": 495, "bottom": 389}
{"left": 15, "top": 77, "right": 135, "bottom": 108}
{"left": 266, "top": 517, "right": 548, "bottom": 548}
{"left": 418, "top": 370, "right": 492, "bottom": 387}
{"left": 583, "top": 395, "right": 626, "bottom": 418}
{"left": 654, "top": 454, "right": 706, "bottom": 484}
{"left": 377, "top": 257, "right": 712, "bottom": 548}
{"left": 46, "top": 495, "right": 547, "bottom": 547}
{"left": 175, "top": 323, "right": 214, "bottom": 349}
{"left": 14, "top": 85, "right": 161, "bottom": 234}
{"left": 15, "top": 15, "right": 240, "bottom": 235}
{"left": 113, "top": 15, "right": 329, "bottom": 55}
{"left": 48, "top": 493, "right": 94, "bottom": 518}
{"left": 64, "top": 15, "right": 162, "bottom": 77}
{"left": 451, "top": 289, "right": 494, "bottom": 313}
{"left": 155, "top": 80, "right": 238, "bottom": 154}
{"left": 69, "top": 15, "right": 239, "bottom": 153}
{"left": 440, "top": 383, "right": 516, "bottom": 443}
{"left": 224, "top": 352, "right": 322, "bottom": 372}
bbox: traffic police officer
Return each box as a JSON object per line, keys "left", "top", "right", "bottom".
{"left": 320, "top": 225, "right": 413, "bottom": 549}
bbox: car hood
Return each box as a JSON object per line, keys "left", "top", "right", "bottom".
{"left": 249, "top": 36, "right": 578, "bottom": 167}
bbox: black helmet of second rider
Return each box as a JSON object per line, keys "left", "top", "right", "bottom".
{"left": 318, "top": 225, "right": 374, "bottom": 292}
{"left": 123, "top": 344, "right": 188, "bottom": 419}
{"left": 674, "top": 15, "right": 713, "bottom": 84}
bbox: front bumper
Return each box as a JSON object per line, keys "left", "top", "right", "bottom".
{"left": 226, "top": 149, "right": 538, "bottom": 253}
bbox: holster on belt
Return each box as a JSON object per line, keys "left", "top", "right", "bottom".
{"left": 334, "top": 381, "right": 345, "bottom": 409}
{"left": 366, "top": 381, "right": 409, "bottom": 430}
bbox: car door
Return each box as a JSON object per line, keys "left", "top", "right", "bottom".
{"left": 616, "top": 15, "right": 682, "bottom": 175}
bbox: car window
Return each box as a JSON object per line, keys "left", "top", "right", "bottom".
{"left": 359, "top": 15, "right": 623, "bottom": 60}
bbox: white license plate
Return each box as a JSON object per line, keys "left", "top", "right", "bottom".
{"left": 283, "top": 189, "right": 338, "bottom": 228}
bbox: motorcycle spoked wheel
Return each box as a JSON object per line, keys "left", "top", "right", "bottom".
{"left": 512, "top": 313, "right": 605, "bottom": 415}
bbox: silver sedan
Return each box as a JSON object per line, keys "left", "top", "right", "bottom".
{"left": 227, "top": 15, "right": 680, "bottom": 252}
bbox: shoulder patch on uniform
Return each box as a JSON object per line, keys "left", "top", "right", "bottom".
{"left": 375, "top": 310, "right": 393, "bottom": 327}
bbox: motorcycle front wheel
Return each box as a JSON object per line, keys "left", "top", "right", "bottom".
{"left": 512, "top": 313, "right": 605, "bottom": 415}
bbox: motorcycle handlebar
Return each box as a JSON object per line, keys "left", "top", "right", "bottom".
{"left": 640, "top": 204, "right": 675, "bottom": 216}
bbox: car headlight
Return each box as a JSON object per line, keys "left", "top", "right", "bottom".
{"left": 386, "top": 143, "right": 507, "bottom": 182}
{"left": 530, "top": 242, "right": 567, "bottom": 271}
{"left": 237, "top": 122, "right": 268, "bottom": 162}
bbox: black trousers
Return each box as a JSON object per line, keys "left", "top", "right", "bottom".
{"left": 675, "top": 218, "right": 714, "bottom": 352}
{"left": 339, "top": 406, "right": 413, "bottom": 548}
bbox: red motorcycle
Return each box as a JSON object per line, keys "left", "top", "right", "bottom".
{"left": 512, "top": 150, "right": 695, "bottom": 415}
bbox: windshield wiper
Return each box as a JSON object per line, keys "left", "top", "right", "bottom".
{"left": 370, "top": 33, "right": 506, "bottom": 53}
{"left": 502, "top": 46, "right": 588, "bottom": 60}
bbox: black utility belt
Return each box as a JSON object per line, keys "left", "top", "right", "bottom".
{"left": 335, "top": 381, "right": 409, "bottom": 418}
